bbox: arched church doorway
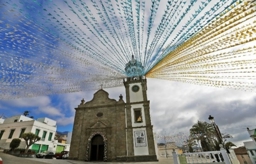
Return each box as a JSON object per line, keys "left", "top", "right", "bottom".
{"left": 90, "top": 134, "right": 104, "bottom": 161}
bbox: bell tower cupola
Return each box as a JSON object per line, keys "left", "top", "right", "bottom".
{"left": 125, "top": 55, "right": 144, "bottom": 77}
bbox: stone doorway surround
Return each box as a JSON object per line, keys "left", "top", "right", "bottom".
{"left": 85, "top": 132, "right": 108, "bottom": 161}
{"left": 90, "top": 135, "right": 104, "bottom": 161}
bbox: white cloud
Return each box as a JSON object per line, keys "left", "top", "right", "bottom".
{"left": 38, "top": 106, "right": 63, "bottom": 117}
{"left": 146, "top": 78, "right": 256, "bottom": 146}
{"left": 56, "top": 116, "right": 74, "bottom": 126}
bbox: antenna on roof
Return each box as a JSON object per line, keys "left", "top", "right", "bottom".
{"left": 0, "top": 114, "right": 6, "bottom": 119}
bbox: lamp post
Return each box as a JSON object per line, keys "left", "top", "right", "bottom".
{"left": 164, "top": 136, "right": 168, "bottom": 158}
{"left": 208, "top": 115, "right": 223, "bottom": 147}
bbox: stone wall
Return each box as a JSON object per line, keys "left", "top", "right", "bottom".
{"left": 69, "top": 89, "right": 127, "bottom": 161}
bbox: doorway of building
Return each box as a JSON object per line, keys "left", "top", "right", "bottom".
{"left": 90, "top": 134, "right": 104, "bottom": 161}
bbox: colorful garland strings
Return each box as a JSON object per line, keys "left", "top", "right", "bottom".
{"left": 0, "top": 0, "right": 255, "bottom": 99}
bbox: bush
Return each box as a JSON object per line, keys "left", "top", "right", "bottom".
{"left": 10, "top": 138, "right": 21, "bottom": 151}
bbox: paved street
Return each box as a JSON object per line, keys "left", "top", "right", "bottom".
{"left": 0, "top": 152, "right": 47, "bottom": 164}
{"left": 0, "top": 152, "right": 174, "bottom": 164}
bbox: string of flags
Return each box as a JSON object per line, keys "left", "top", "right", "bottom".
{"left": 0, "top": 0, "right": 255, "bottom": 99}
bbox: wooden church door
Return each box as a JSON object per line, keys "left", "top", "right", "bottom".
{"left": 90, "top": 135, "right": 104, "bottom": 161}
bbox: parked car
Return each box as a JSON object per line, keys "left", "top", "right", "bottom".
{"left": 55, "top": 151, "right": 69, "bottom": 159}
{"left": 44, "top": 152, "right": 55, "bottom": 159}
{"left": 36, "top": 152, "right": 46, "bottom": 158}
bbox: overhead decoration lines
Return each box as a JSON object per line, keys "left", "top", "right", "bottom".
{"left": 147, "top": 0, "right": 256, "bottom": 91}
{"left": 0, "top": 0, "right": 255, "bottom": 99}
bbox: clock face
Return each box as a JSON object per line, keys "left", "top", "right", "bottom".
{"left": 132, "top": 85, "right": 140, "bottom": 92}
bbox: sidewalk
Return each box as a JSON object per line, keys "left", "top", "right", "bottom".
{"left": 0, "top": 151, "right": 174, "bottom": 164}
{"left": 27, "top": 157, "right": 174, "bottom": 164}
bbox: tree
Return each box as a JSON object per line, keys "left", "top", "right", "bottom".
{"left": 23, "top": 111, "right": 29, "bottom": 116}
{"left": 21, "top": 132, "right": 40, "bottom": 153}
{"left": 189, "top": 121, "right": 216, "bottom": 151}
{"left": 224, "top": 141, "right": 236, "bottom": 149}
{"left": 10, "top": 138, "right": 21, "bottom": 151}
{"left": 186, "top": 138, "right": 197, "bottom": 152}
{"left": 189, "top": 146, "right": 194, "bottom": 152}
{"left": 213, "top": 139, "right": 221, "bottom": 150}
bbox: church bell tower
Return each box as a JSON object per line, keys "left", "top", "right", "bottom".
{"left": 123, "top": 56, "right": 157, "bottom": 161}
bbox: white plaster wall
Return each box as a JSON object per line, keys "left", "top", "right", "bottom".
{"left": 32, "top": 121, "right": 56, "bottom": 141}
{"left": 19, "top": 115, "right": 33, "bottom": 122}
{"left": 153, "top": 133, "right": 159, "bottom": 159}
{"left": 247, "top": 128, "right": 255, "bottom": 136}
{"left": 244, "top": 141, "right": 256, "bottom": 164}
{"left": 66, "top": 132, "right": 72, "bottom": 144}
{"left": 64, "top": 144, "right": 70, "bottom": 151}
{"left": 0, "top": 120, "right": 34, "bottom": 142}
{"left": 131, "top": 104, "right": 146, "bottom": 127}
{"left": 133, "top": 128, "right": 149, "bottom": 155}
{"left": 0, "top": 118, "right": 5, "bottom": 124}
{"left": 3, "top": 115, "right": 33, "bottom": 123}
{"left": 37, "top": 117, "right": 56, "bottom": 126}
{"left": 129, "top": 83, "right": 143, "bottom": 102}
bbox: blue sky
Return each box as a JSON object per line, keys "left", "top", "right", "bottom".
{"left": 0, "top": 0, "right": 255, "bottom": 148}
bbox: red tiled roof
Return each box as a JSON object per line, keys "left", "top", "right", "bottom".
{"left": 234, "top": 147, "right": 248, "bottom": 155}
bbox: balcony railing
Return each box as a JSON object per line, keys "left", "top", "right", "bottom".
{"left": 181, "top": 151, "right": 225, "bottom": 164}
{"left": 172, "top": 148, "right": 234, "bottom": 164}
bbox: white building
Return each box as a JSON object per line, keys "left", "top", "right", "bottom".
{"left": 244, "top": 128, "right": 256, "bottom": 164}
{"left": 0, "top": 115, "right": 69, "bottom": 153}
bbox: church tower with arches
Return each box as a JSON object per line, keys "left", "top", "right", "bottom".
{"left": 69, "top": 56, "right": 157, "bottom": 162}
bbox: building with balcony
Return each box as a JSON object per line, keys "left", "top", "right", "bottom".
{"left": 0, "top": 115, "right": 69, "bottom": 153}
{"left": 244, "top": 128, "right": 256, "bottom": 164}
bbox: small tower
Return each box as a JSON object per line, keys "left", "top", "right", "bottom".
{"left": 123, "top": 56, "right": 157, "bottom": 161}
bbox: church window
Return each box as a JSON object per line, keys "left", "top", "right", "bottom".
{"left": 134, "top": 108, "right": 142, "bottom": 123}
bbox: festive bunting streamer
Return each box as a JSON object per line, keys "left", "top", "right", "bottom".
{"left": 0, "top": 0, "right": 255, "bottom": 99}
{"left": 147, "top": 0, "right": 256, "bottom": 91}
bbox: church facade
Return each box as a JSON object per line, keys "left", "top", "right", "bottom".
{"left": 69, "top": 57, "right": 157, "bottom": 162}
